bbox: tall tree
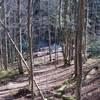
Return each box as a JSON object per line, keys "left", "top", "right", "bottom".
{"left": 75, "top": 0, "right": 84, "bottom": 100}
{"left": 27, "top": 0, "right": 34, "bottom": 99}
{"left": 48, "top": 0, "right": 52, "bottom": 61}
{"left": 17, "top": 0, "right": 23, "bottom": 74}
{"left": 74, "top": 0, "right": 78, "bottom": 77}
{"left": 3, "top": 0, "right": 8, "bottom": 70}
{"left": 0, "top": 32, "right": 3, "bottom": 68}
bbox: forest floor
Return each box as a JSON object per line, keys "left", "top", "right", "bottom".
{"left": 0, "top": 52, "right": 100, "bottom": 100}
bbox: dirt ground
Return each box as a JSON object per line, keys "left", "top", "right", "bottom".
{"left": 0, "top": 52, "right": 100, "bottom": 100}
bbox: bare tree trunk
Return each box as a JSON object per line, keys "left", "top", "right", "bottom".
{"left": 48, "top": 28, "right": 52, "bottom": 61}
{"left": 63, "top": 0, "right": 69, "bottom": 66}
{"left": 74, "top": 0, "right": 78, "bottom": 77}
{"left": 48, "top": 1, "right": 52, "bottom": 61}
{"left": 54, "top": 26, "right": 57, "bottom": 69}
{"left": 17, "top": 0, "right": 23, "bottom": 74}
{"left": 27, "top": 0, "right": 34, "bottom": 99}
{"left": 0, "top": 33, "right": 3, "bottom": 69}
{"left": 3, "top": 1, "right": 8, "bottom": 70}
{"left": 75, "top": 0, "right": 84, "bottom": 100}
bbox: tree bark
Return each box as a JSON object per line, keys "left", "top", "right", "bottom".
{"left": 17, "top": 0, "right": 23, "bottom": 74}
{"left": 27, "top": 0, "right": 34, "bottom": 99}
{"left": 75, "top": 0, "right": 84, "bottom": 100}
{"left": 3, "top": 1, "right": 8, "bottom": 70}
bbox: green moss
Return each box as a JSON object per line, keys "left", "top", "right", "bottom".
{"left": 56, "top": 77, "right": 76, "bottom": 95}
{"left": 57, "top": 84, "right": 67, "bottom": 93}
{"left": 62, "top": 96, "right": 75, "bottom": 100}
{"left": 0, "top": 68, "right": 18, "bottom": 79}
{"left": 63, "top": 80, "right": 69, "bottom": 85}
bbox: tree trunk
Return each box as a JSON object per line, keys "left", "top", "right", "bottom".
{"left": 48, "top": 1, "right": 52, "bottom": 61}
{"left": 0, "top": 33, "right": 3, "bottom": 69}
{"left": 17, "top": 0, "right": 23, "bottom": 74}
{"left": 27, "top": 0, "right": 34, "bottom": 99}
{"left": 75, "top": 0, "right": 84, "bottom": 100}
{"left": 3, "top": 4, "right": 8, "bottom": 70}
{"left": 74, "top": 0, "right": 78, "bottom": 77}
{"left": 48, "top": 28, "right": 52, "bottom": 61}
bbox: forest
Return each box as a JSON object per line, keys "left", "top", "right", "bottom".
{"left": 0, "top": 0, "right": 100, "bottom": 100}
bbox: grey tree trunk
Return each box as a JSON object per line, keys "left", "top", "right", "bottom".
{"left": 17, "top": 0, "right": 23, "bottom": 74}
{"left": 27, "top": 0, "right": 34, "bottom": 99}
{"left": 0, "top": 33, "right": 3, "bottom": 69}
{"left": 48, "top": 0, "right": 52, "bottom": 61}
{"left": 3, "top": 1, "right": 8, "bottom": 70}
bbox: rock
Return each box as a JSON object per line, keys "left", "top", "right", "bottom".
{"left": 89, "top": 69, "right": 96, "bottom": 75}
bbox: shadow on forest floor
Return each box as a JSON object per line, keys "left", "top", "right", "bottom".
{"left": 0, "top": 58, "right": 100, "bottom": 100}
